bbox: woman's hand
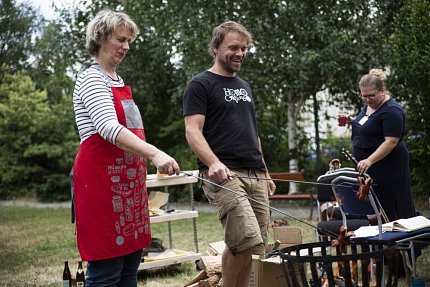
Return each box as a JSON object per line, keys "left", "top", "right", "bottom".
{"left": 357, "top": 136, "right": 399, "bottom": 174}
{"left": 357, "top": 158, "right": 373, "bottom": 174}
{"left": 151, "top": 151, "right": 180, "bottom": 175}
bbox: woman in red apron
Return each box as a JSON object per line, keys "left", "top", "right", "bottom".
{"left": 73, "top": 10, "right": 180, "bottom": 286}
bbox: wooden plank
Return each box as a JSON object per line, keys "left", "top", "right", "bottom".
{"left": 138, "top": 252, "right": 201, "bottom": 270}
{"left": 184, "top": 271, "right": 208, "bottom": 287}
{"left": 149, "top": 210, "right": 198, "bottom": 224}
{"left": 269, "top": 171, "right": 305, "bottom": 181}
{"left": 200, "top": 255, "right": 222, "bottom": 273}
{"left": 146, "top": 170, "right": 199, "bottom": 188}
{"left": 269, "top": 194, "right": 317, "bottom": 200}
{"left": 268, "top": 171, "right": 314, "bottom": 201}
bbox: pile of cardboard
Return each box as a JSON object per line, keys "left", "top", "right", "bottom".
{"left": 184, "top": 227, "right": 302, "bottom": 287}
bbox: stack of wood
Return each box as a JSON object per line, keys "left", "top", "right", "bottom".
{"left": 184, "top": 256, "right": 222, "bottom": 287}
{"left": 184, "top": 241, "right": 225, "bottom": 287}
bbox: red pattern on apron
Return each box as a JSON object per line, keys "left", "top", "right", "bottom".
{"left": 74, "top": 85, "right": 151, "bottom": 261}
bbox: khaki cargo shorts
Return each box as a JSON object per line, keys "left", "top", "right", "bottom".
{"left": 201, "top": 169, "right": 270, "bottom": 257}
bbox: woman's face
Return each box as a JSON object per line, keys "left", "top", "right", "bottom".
{"left": 360, "top": 85, "right": 385, "bottom": 109}
{"left": 98, "top": 26, "right": 133, "bottom": 67}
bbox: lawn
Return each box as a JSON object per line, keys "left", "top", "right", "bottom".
{"left": 0, "top": 205, "right": 429, "bottom": 286}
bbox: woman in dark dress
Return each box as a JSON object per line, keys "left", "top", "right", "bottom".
{"left": 351, "top": 68, "right": 415, "bottom": 221}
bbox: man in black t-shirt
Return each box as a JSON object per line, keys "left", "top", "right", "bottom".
{"left": 183, "top": 21, "right": 276, "bottom": 287}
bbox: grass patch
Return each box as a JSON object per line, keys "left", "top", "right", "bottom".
{"left": 0, "top": 206, "right": 429, "bottom": 286}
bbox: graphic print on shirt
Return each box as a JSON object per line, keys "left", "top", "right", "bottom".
{"left": 224, "top": 88, "right": 251, "bottom": 103}
{"left": 109, "top": 151, "right": 148, "bottom": 246}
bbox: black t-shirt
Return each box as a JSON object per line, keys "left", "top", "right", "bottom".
{"left": 183, "top": 71, "right": 265, "bottom": 171}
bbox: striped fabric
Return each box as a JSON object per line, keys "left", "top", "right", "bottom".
{"left": 73, "top": 67, "right": 125, "bottom": 144}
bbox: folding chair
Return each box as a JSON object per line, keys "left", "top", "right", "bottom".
{"left": 318, "top": 170, "right": 430, "bottom": 283}
{"left": 330, "top": 175, "right": 384, "bottom": 239}
{"left": 316, "top": 168, "right": 359, "bottom": 223}
{"left": 316, "top": 169, "right": 375, "bottom": 241}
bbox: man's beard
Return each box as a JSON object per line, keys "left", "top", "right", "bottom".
{"left": 219, "top": 56, "right": 242, "bottom": 74}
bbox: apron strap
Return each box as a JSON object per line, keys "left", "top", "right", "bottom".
{"left": 77, "top": 61, "right": 113, "bottom": 87}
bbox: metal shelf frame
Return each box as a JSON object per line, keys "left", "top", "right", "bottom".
{"left": 138, "top": 171, "right": 200, "bottom": 271}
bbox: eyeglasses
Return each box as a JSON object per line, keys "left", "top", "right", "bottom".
{"left": 361, "top": 91, "right": 380, "bottom": 100}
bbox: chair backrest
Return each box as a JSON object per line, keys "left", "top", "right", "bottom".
{"left": 333, "top": 181, "right": 375, "bottom": 216}
{"left": 331, "top": 175, "right": 383, "bottom": 239}
{"left": 316, "top": 168, "right": 358, "bottom": 202}
{"left": 316, "top": 168, "right": 362, "bottom": 226}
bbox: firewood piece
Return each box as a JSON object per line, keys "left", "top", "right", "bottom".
{"left": 184, "top": 270, "right": 208, "bottom": 287}
{"left": 201, "top": 256, "right": 222, "bottom": 273}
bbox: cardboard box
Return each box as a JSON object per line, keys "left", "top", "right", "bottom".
{"left": 206, "top": 234, "right": 301, "bottom": 287}
{"left": 208, "top": 240, "right": 225, "bottom": 255}
{"left": 273, "top": 226, "right": 302, "bottom": 246}
{"left": 266, "top": 226, "right": 302, "bottom": 254}
{"left": 248, "top": 255, "right": 289, "bottom": 287}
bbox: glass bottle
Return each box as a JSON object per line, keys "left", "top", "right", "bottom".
{"left": 62, "top": 260, "right": 71, "bottom": 287}
{"left": 76, "top": 261, "right": 86, "bottom": 287}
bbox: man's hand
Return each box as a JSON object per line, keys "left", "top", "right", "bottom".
{"left": 267, "top": 179, "right": 276, "bottom": 196}
{"left": 208, "top": 162, "right": 231, "bottom": 184}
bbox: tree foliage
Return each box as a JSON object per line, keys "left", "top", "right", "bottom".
{"left": 0, "top": 70, "right": 77, "bottom": 200}
{"left": 0, "top": 0, "right": 40, "bottom": 73}
{"left": 0, "top": 0, "right": 429, "bottom": 201}
{"left": 387, "top": 0, "right": 430, "bottom": 197}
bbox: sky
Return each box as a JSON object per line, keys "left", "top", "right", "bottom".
{"left": 17, "top": 0, "right": 73, "bottom": 19}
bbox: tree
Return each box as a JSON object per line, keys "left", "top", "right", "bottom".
{"left": 69, "top": 0, "right": 391, "bottom": 178}
{"left": 387, "top": 0, "right": 430, "bottom": 198}
{"left": 0, "top": 70, "right": 78, "bottom": 200}
{"left": 25, "top": 0, "right": 428, "bottom": 201}
{"left": 0, "top": 0, "right": 40, "bottom": 73}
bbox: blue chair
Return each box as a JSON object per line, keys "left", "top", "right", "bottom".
{"left": 316, "top": 169, "right": 378, "bottom": 240}
{"left": 330, "top": 175, "right": 384, "bottom": 239}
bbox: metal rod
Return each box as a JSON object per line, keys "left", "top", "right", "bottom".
{"left": 232, "top": 175, "right": 377, "bottom": 188}
{"left": 182, "top": 172, "right": 341, "bottom": 238}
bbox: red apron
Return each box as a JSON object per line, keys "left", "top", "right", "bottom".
{"left": 73, "top": 85, "right": 151, "bottom": 261}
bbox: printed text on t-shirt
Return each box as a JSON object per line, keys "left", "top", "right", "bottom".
{"left": 224, "top": 88, "right": 251, "bottom": 103}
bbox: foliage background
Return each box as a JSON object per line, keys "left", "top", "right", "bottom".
{"left": 0, "top": 0, "right": 429, "bottom": 203}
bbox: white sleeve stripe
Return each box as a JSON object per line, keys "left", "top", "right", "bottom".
{"left": 73, "top": 67, "right": 128, "bottom": 144}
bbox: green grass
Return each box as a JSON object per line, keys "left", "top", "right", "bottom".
{"left": 0, "top": 206, "right": 429, "bottom": 286}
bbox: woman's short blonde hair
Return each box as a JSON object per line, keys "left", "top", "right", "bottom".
{"left": 86, "top": 9, "right": 139, "bottom": 56}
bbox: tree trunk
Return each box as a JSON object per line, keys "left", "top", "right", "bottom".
{"left": 313, "top": 93, "right": 321, "bottom": 178}
{"left": 286, "top": 93, "right": 304, "bottom": 194}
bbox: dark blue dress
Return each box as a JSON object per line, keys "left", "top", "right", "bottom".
{"left": 351, "top": 98, "right": 415, "bottom": 221}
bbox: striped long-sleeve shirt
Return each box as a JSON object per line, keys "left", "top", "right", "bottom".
{"left": 73, "top": 66, "right": 125, "bottom": 144}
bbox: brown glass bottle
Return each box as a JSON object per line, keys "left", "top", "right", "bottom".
{"left": 62, "top": 260, "right": 72, "bottom": 287}
{"left": 76, "top": 261, "right": 86, "bottom": 287}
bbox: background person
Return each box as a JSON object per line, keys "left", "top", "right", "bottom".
{"left": 183, "top": 21, "right": 275, "bottom": 287}
{"left": 73, "top": 9, "right": 180, "bottom": 286}
{"left": 351, "top": 68, "right": 415, "bottom": 221}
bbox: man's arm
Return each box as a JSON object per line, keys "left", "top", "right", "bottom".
{"left": 258, "top": 137, "right": 276, "bottom": 195}
{"left": 184, "top": 114, "right": 230, "bottom": 183}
